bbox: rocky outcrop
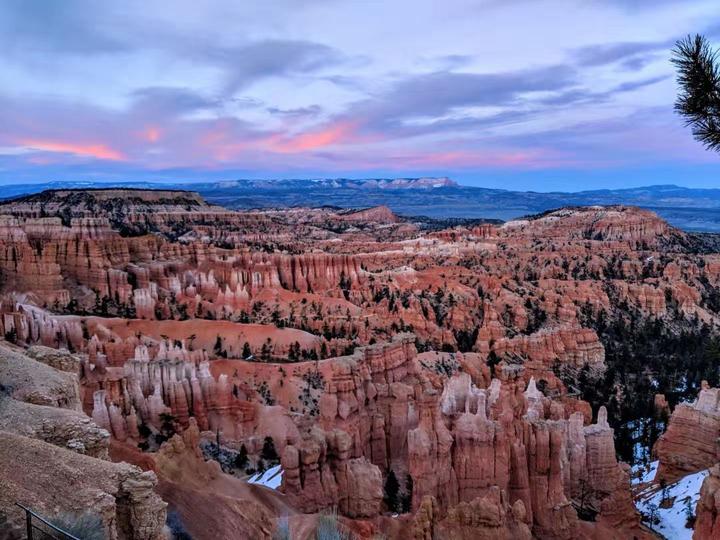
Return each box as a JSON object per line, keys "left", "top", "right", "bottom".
{"left": 26, "top": 345, "right": 82, "bottom": 373}
{"left": 694, "top": 464, "right": 720, "bottom": 540}
{"left": 284, "top": 348, "right": 644, "bottom": 539}
{"left": 0, "top": 340, "right": 80, "bottom": 410}
{"left": 0, "top": 339, "right": 163, "bottom": 538}
{"left": 339, "top": 205, "right": 400, "bottom": 224}
{"left": 655, "top": 382, "right": 720, "bottom": 482}
{"left": 501, "top": 206, "right": 680, "bottom": 248}
{"left": 153, "top": 418, "right": 275, "bottom": 540}
{"left": 0, "top": 397, "right": 109, "bottom": 458}
{"left": 426, "top": 490, "right": 532, "bottom": 540}
{"left": 0, "top": 430, "right": 166, "bottom": 540}
{"left": 154, "top": 418, "right": 221, "bottom": 486}
{"left": 281, "top": 427, "right": 383, "bottom": 518}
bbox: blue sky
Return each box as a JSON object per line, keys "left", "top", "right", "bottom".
{"left": 1, "top": 0, "right": 719, "bottom": 192}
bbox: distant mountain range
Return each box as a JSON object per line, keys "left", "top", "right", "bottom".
{"left": 3, "top": 178, "right": 720, "bottom": 232}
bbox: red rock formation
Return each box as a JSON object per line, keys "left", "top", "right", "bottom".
{"left": 694, "top": 465, "right": 720, "bottom": 540}
{"left": 3, "top": 193, "right": 710, "bottom": 539}
{"left": 412, "top": 491, "right": 532, "bottom": 540}
{"left": 500, "top": 206, "right": 679, "bottom": 248}
{"left": 281, "top": 427, "right": 383, "bottom": 518}
{"left": 142, "top": 418, "right": 276, "bottom": 540}
{"left": 655, "top": 382, "right": 720, "bottom": 482}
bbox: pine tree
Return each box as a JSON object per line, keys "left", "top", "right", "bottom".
{"left": 384, "top": 470, "right": 400, "bottom": 513}
{"left": 401, "top": 474, "right": 413, "bottom": 513}
{"left": 260, "top": 341, "right": 271, "bottom": 362}
{"left": 261, "top": 436, "right": 279, "bottom": 464}
{"left": 214, "top": 335, "right": 225, "bottom": 358}
{"left": 235, "top": 444, "right": 248, "bottom": 469}
{"left": 487, "top": 350, "right": 501, "bottom": 377}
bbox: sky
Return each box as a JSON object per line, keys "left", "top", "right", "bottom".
{"left": 1, "top": 0, "right": 719, "bottom": 192}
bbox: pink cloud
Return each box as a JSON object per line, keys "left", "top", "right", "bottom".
{"left": 20, "top": 138, "right": 125, "bottom": 161}
{"left": 264, "top": 121, "right": 356, "bottom": 153}
{"left": 141, "top": 126, "right": 162, "bottom": 143}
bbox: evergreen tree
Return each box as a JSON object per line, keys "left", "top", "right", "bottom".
{"left": 384, "top": 470, "right": 400, "bottom": 513}
{"left": 4, "top": 327, "right": 17, "bottom": 344}
{"left": 401, "top": 474, "right": 413, "bottom": 513}
{"left": 261, "top": 436, "right": 279, "bottom": 464}
{"left": 235, "top": 444, "right": 248, "bottom": 469}
{"left": 214, "top": 335, "right": 226, "bottom": 358}
{"left": 260, "top": 339, "right": 271, "bottom": 362}
{"left": 487, "top": 350, "right": 501, "bottom": 377}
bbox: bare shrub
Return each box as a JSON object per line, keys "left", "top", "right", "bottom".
{"left": 51, "top": 512, "right": 105, "bottom": 540}
{"left": 316, "top": 509, "right": 351, "bottom": 540}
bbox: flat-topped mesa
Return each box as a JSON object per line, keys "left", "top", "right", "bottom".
{"left": 654, "top": 381, "right": 720, "bottom": 482}
{"left": 0, "top": 188, "right": 208, "bottom": 214}
{"left": 0, "top": 188, "right": 239, "bottom": 236}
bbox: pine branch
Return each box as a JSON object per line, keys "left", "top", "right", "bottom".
{"left": 672, "top": 34, "right": 720, "bottom": 152}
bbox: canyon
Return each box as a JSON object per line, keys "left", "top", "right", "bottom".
{"left": 2, "top": 189, "right": 720, "bottom": 539}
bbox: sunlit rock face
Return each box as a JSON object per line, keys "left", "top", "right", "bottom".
{"left": 5, "top": 190, "right": 720, "bottom": 538}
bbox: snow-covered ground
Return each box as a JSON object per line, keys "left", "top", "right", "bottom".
{"left": 632, "top": 460, "right": 659, "bottom": 486}
{"left": 635, "top": 467, "right": 708, "bottom": 540}
{"left": 247, "top": 465, "right": 283, "bottom": 489}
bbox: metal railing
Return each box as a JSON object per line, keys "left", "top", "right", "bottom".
{"left": 15, "top": 504, "right": 80, "bottom": 540}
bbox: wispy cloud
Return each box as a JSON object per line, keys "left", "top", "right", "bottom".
{"left": 20, "top": 139, "right": 125, "bottom": 161}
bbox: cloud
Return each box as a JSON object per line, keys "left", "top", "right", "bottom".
{"left": 130, "top": 87, "right": 221, "bottom": 116}
{"left": 1, "top": 0, "right": 129, "bottom": 55}
{"left": 19, "top": 139, "right": 124, "bottom": 161}
{"left": 265, "top": 121, "right": 356, "bottom": 153}
{"left": 611, "top": 75, "right": 670, "bottom": 93}
{"left": 570, "top": 40, "right": 671, "bottom": 69}
{"left": 336, "top": 65, "right": 577, "bottom": 136}
{"left": 537, "top": 75, "right": 670, "bottom": 106}
{"left": 199, "top": 39, "right": 347, "bottom": 94}
{"left": 266, "top": 105, "right": 323, "bottom": 118}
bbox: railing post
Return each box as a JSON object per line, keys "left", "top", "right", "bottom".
{"left": 25, "top": 507, "right": 33, "bottom": 540}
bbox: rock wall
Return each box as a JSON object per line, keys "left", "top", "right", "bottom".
{"left": 654, "top": 382, "right": 720, "bottom": 482}
{"left": 695, "top": 465, "right": 720, "bottom": 540}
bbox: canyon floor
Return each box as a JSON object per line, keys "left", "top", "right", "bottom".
{"left": 1, "top": 188, "right": 720, "bottom": 539}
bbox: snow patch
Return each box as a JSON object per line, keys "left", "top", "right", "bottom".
{"left": 631, "top": 460, "right": 659, "bottom": 486}
{"left": 635, "top": 468, "right": 708, "bottom": 540}
{"left": 247, "top": 465, "right": 283, "bottom": 489}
